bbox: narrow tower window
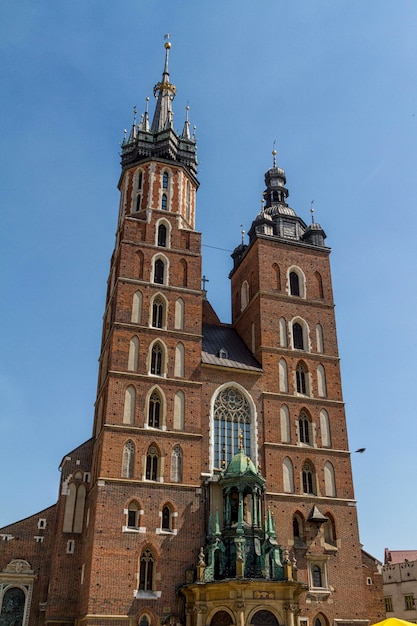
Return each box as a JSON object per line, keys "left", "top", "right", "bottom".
{"left": 148, "top": 389, "right": 162, "bottom": 428}
{"left": 154, "top": 259, "right": 165, "bottom": 284}
{"left": 122, "top": 441, "right": 135, "bottom": 478}
{"left": 296, "top": 362, "right": 308, "bottom": 395}
{"left": 161, "top": 193, "right": 168, "bottom": 210}
{"left": 293, "top": 322, "right": 304, "bottom": 349}
{"left": 289, "top": 271, "right": 300, "bottom": 296}
{"left": 150, "top": 343, "right": 163, "bottom": 376}
{"left": 171, "top": 445, "right": 182, "bottom": 482}
{"left": 139, "top": 548, "right": 154, "bottom": 591}
{"left": 157, "top": 223, "right": 167, "bottom": 247}
{"left": 152, "top": 296, "right": 165, "bottom": 328}
{"left": 299, "top": 411, "right": 311, "bottom": 444}
{"left": 162, "top": 172, "right": 169, "bottom": 189}
{"left": 135, "top": 170, "right": 143, "bottom": 212}
{"left": 302, "top": 462, "right": 315, "bottom": 494}
{"left": 162, "top": 505, "right": 171, "bottom": 531}
{"left": 146, "top": 446, "right": 159, "bottom": 481}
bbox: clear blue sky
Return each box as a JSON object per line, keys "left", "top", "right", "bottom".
{"left": 1, "top": 1, "right": 417, "bottom": 561}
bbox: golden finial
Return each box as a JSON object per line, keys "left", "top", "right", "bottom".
{"left": 238, "top": 429, "right": 243, "bottom": 449}
{"left": 310, "top": 200, "right": 315, "bottom": 224}
{"left": 240, "top": 224, "right": 245, "bottom": 245}
{"left": 164, "top": 33, "right": 171, "bottom": 49}
{"left": 272, "top": 140, "right": 277, "bottom": 167}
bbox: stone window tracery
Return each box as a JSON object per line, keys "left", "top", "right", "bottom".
{"left": 213, "top": 386, "right": 251, "bottom": 468}
{"left": 139, "top": 548, "right": 154, "bottom": 591}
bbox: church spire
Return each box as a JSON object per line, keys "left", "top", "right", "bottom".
{"left": 151, "top": 37, "right": 177, "bottom": 133}
{"left": 121, "top": 38, "right": 198, "bottom": 177}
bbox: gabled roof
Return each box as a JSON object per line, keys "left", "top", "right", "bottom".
{"left": 202, "top": 324, "right": 262, "bottom": 372}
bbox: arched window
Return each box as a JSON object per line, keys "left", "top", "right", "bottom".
{"left": 241, "top": 280, "right": 250, "bottom": 310}
{"left": 73, "top": 483, "right": 86, "bottom": 533}
{"left": 128, "top": 336, "right": 139, "bottom": 371}
{"left": 161, "top": 193, "right": 168, "bottom": 210}
{"left": 302, "top": 462, "right": 315, "bottom": 494}
{"left": 315, "top": 271, "right": 324, "bottom": 299}
{"left": 213, "top": 386, "right": 252, "bottom": 469}
{"left": 283, "top": 457, "right": 294, "bottom": 493}
{"left": 279, "top": 358, "right": 288, "bottom": 393}
{"left": 154, "top": 258, "right": 165, "bottom": 284}
{"left": 293, "top": 322, "right": 304, "bottom": 349}
{"left": 174, "top": 298, "right": 184, "bottom": 330}
{"left": 127, "top": 500, "right": 140, "bottom": 529}
{"left": 279, "top": 317, "right": 287, "bottom": 347}
{"left": 63, "top": 476, "right": 86, "bottom": 533}
{"left": 316, "top": 323, "right": 324, "bottom": 353}
{"left": 146, "top": 446, "right": 159, "bottom": 481}
{"left": 63, "top": 481, "right": 77, "bottom": 532}
{"left": 161, "top": 505, "right": 172, "bottom": 531}
{"left": 299, "top": 411, "right": 311, "bottom": 445}
{"left": 273, "top": 262, "right": 281, "bottom": 290}
{"left": 210, "top": 611, "right": 234, "bottom": 626}
{"left": 174, "top": 342, "right": 185, "bottom": 377}
{"left": 139, "top": 548, "right": 154, "bottom": 591}
{"left": 320, "top": 409, "right": 331, "bottom": 447}
{"left": 251, "top": 610, "right": 279, "bottom": 626}
{"left": 174, "top": 391, "right": 185, "bottom": 430}
{"left": 293, "top": 513, "right": 305, "bottom": 545}
{"left": 280, "top": 404, "right": 290, "bottom": 443}
{"left": 122, "top": 440, "right": 135, "bottom": 478}
{"left": 131, "top": 290, "right": 142, "bottom": 324}
{"left": 162, "top": 172, "right": 169, "bottom": 189}
{"left": 324, "top": 461, "right": 336, "bottom": 497}
{"left": 139, "top": 615, "right": 151, "bottom": 626}
{"left": 123, "top": 385, "right": 136, "bottom": 425}
{"left": 296, "top": 362, "right": 308, "bottom": 395}
{"left": 289, "top": 271, "right": 300, "bottom": 296}
{"left": 324, "top": 515, "right": 336, "bottom": 546}
{"left": 148, "top": 389, "right": 162, "bottom": 428}
{"left": 134, "top": 169, "right": 143, "bottom": 212}
{"left": 150, "top": 342, "right": 164, "bottom": 376}
{"left": 157, "top": 223, "right": 167, "bottom": 247}
{"left": 317, "top": 364, "right": 327, "bottom": 397}
{"left": 0, "top": 588, "right": 26, "bottom": 626}
{"left": 171, "top": 445, "right": 182, "bottom": 482}
{"left": 152, "top": 295, "right": 165, "bottom": 329}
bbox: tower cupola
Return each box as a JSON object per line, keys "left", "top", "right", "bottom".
{"left": 263, "top": 149, "right": 290, "bottom": 211}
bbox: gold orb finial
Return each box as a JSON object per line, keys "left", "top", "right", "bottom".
{"left": 272, "top": 149, "right": 277, "bottom": 156}
{"left": 165, "top": 41, "right": 171, "bottom": 49}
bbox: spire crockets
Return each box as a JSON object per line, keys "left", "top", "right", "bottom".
{"left": 151, "top": 37, "right": 177, "bottom": 133}
{"left": 121, "top": 38, "right": 198, "bottom": 176}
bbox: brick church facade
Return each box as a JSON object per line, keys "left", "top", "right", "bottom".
{"left": 0, "top": 42, "right": 384, "bottom": 626}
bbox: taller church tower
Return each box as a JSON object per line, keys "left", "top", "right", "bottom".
{"left": 0, "top": 43, "right": 384, "bottom": 626}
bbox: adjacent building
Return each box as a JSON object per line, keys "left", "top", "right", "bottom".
{"left": 383, "top": 549, "right": 417, "bottom": 621}
{"left": 0, "top": 41, "right": 384, "bottom": 626}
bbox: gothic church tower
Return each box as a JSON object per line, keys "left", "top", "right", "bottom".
{"left": 0, "top": 42, "right": 384, "bottom": 626}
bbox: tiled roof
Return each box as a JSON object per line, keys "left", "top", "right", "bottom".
{"left": 384, "top": 548, "right": 417, "bottom": 564}
{"left": 202, "top": 324, "right": 262, "bottom": 372}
